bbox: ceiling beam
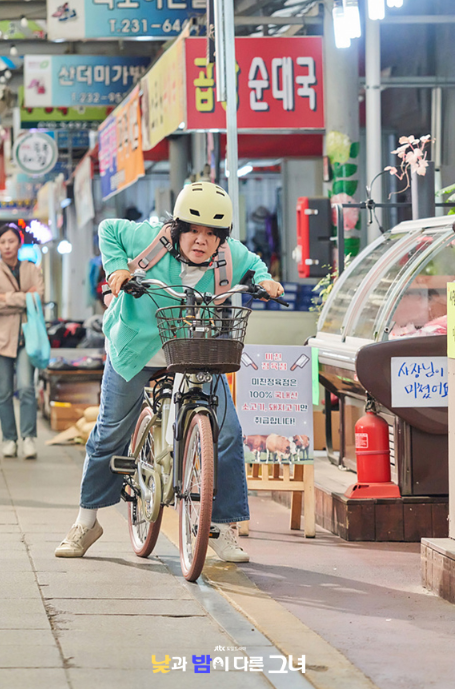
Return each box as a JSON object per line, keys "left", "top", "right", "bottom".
{"left": 0, "top": 40, "right": 158, "bottom": 55}
{"left": 235, "top": 15, "right": 320, "bottom": 26}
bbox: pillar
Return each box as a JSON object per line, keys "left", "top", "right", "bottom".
{"left": 323, "top": 0, "right": 361, "bottom": 256}
{"left": 169, "top": 135, "right": 190, "bottom": 207}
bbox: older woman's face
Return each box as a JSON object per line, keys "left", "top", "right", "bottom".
{"left": 179, "top": 225, "right": 220, "bottom": 264}
{"left": 0, "top": 230, "right": 20, "bottom": 263}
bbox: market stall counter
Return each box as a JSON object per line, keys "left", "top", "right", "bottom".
{"left": 38, "top": 348, "right": 104, "bottom": 431}
{"left": 308, "top": 216, "right": 453, "bottom": 541}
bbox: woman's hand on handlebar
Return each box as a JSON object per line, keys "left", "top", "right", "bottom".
{"left": 258, "top": 279, "right": 285, "bottom": 300}
{"left": 108, "top": 269, "right": 132, "bottom": 297}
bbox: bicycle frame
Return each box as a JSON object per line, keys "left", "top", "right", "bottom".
{"left": 129, "top": 371, "right": 220, "bottom": 513}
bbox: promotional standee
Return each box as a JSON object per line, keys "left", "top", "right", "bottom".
{"left": 236, "top": 345, "right": 315, "bottom": 535}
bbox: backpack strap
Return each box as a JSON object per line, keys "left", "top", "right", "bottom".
{"left": 213, "top": 241, "right": 233, "bottom": 304}
{"left": 127, "top": 225, "right": 173, "bottom": 273}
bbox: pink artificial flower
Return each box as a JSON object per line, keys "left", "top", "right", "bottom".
{"left": 405, "top": 149, "right": 423, "bottom": 174}
{"left": 384, "top": 166, "right": 398, "bottom": 175}
{"left": 416, "top": 158, "right": 429, "bottom": 176}
{"left": 391, "top": 143, "right": 409, "bottom": 158}
{"left": 398, "top": 135, "right": 416, "bottom": 145}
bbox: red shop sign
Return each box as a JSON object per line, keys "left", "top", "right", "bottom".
{"left": 185, "top": 36, "right": 324, "bottom": 131}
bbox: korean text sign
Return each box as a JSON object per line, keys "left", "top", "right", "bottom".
{"left": 141, "top": 37, "right": 186, "bottom": 151}
{"left": 236, "top": 345, "right": 313, "bottom": 464}
{"left": 99, "top": 85, "right": 145, "bottom": 200}
{"left": 185, "top": 37, "right": 324, "bottom": 131}
{"left": 391, "top": 357, "right": 448, "bottom": 408}
{"left": 24, "top": 55, "right": 150, "bottom": 108}
{"left": 47, "top": 0, "right": 206, "bottom": 40}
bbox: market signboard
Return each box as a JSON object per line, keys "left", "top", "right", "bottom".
{"left": 236, "top": 345, "right": 314, "bottom": 464}
{"left": 47, "top": 0, "right": 206, "bottom": 40}
{"left": 391, "top": 356, "right": 448, "bottom": 407}
{"left": 19, "top": 86, "right": 109, "bottom": 130}
{"left": 185, "top": 37, "right": 324, "bottom": 131}
{"left": 141, "top": 37, "right": 186, "bottom": 151}
{"left": 99, "top": 85, "right": 144, "bottom": 200}
{"left": 24, "top": 55, "right": 150, "bottom": 108}
{"left": 13, "top": 132, "right": 58, "bottom": 177}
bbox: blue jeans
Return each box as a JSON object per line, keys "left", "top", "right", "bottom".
{"left": 80, "top": 357, "right": 250, "bottom": 523}
{"left": 0, "top": 347, "right": 37, "bottom": 441}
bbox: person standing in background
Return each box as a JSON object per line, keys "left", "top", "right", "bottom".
{"left": 0, "top": 224, "right": 44, "bottom": 459}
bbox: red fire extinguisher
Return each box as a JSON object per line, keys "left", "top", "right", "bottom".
{"left": 355, "top": 411, "right": 391, "bottom": 483}
{"left": 345, "top": 397, "right": 401, "bottom": 499}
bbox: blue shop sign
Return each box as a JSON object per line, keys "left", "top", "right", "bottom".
{"left": 47, "top": 0, "right": 205, "bottom": 40}
{"left": 24, "top": 55, "right": 150, "bottom": 108}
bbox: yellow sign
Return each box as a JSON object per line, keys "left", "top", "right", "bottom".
{"left": 448, "top": 283, "right": 455, "bottom": 359}
{"left": 141, "top": 38, "right": 186, "bottom": 151}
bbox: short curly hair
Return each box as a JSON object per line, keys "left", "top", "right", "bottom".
{"left": 167, "top": 218, "right": 229, "bottom": 249}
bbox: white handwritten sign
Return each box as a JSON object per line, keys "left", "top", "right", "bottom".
{"left": 391, "top": 356, "right": 448, "bottom": 408}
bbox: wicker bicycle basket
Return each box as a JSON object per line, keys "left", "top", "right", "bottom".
{"left": 156, "top": 304, "right": 252, "bottom": 374}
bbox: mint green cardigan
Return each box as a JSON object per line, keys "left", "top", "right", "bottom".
{"left": 100, "top": 218, "right": 272, "bottom": 381}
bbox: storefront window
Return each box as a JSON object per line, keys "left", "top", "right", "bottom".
{"left": 319, "top": 233, "right": 405, "bottom": 335}
{"left": 387, "top": 234, "right": 455, "bottom": 339}
{"left": 349, "top": 230, "right": 452, "bottom": 340}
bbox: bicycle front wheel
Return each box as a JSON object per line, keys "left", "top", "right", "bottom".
{"left": 128, "top": 407, "right": 163, "bottom": 558}
{"left": 179, "top": 413, "right": 214, "bottom": 582}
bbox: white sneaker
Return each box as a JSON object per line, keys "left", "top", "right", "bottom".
{"left": 209, "top": 523, "right": 250, "bottom": 563}
{"left": 23, "top": 438, "right": 37, "bottom": 459}
{"left": 2, "top": 440, "right": 17, "bottom": 457}
{"left": 55, "top": 520, "right": 103, "bottom": 558}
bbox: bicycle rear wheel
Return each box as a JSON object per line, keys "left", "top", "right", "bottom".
{"left": 179, "top": 413, "right": 214, "bottom": 581}
{"left": 128, "top": 407, "right": 163, "bottom": 558}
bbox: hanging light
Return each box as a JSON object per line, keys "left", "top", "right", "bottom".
{"left": 4, "top": 70, "right": 11, "bottom": 80}
{"left": 344, "top": 0, "right": 361, "bottom": 39}
{"left": 20, "top": 16, "right": 28, "bottom": 28}
{"left": 57, "top": 240, "right": 72, "bottom": 255}
{"left": 368, "top": 0, "right": 385, "bottom": 20}
{"left": 387, "top": 0, "right": 404, "bottom": 6}
{"left": 333, "top": 0, "right": 351, "bottom": 49}
{"left": 9, "top": 44, "right": 18, "bottom": 56}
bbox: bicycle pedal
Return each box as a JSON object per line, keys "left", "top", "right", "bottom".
{"left": 209, "top": 525, "right": 220, "bottom": 539}
{"left": 110, "top": 456, "right": 136, "bottom": 475}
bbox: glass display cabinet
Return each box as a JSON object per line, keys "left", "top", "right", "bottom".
{"left": 309, "top": 216, "right": 454, "bottom": 495}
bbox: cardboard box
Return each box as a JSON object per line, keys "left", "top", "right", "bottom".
{"left": 313, "top": 409, "right": 340, "bottom": 452}
{"left": 50, "top": 402, "right": 95, "bottom": 432}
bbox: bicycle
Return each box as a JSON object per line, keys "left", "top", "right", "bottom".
{"left": 107, "top": 270, "right": 288, "bottom": 581}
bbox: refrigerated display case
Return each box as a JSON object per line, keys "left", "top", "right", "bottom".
{"left": 309, "top": 216, "right": 454, "bottom": 496}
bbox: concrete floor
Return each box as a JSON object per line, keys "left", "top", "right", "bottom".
{"left": 0, "top": 416, "right": 454, "bottom": 689}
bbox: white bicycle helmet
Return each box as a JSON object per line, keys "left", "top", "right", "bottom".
{"left": 173, "top": 182, "right": 233, "bottom": 231}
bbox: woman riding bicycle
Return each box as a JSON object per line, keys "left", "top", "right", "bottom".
{"left": 55, "top": 182, "right": 284, "bottom": 562}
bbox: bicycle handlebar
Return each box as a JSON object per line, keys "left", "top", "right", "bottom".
{"left": 102, "top": 270, "right": 290, "bottom": 307}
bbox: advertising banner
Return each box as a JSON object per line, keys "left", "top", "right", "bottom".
{"left": 99, "top": 85, "right": 144, "bottom": 200}
{"left": 185, "top": 36, "right": 324, "bottom": 131}
{"left": 236, "top": 345, "right": 314, "bottom": 464}
{"left": 74, "top": 155, "right": 95, "bottom": 228}
{"left": 391, "top": 356, "right": 448, "bottom": 407}
{"left": 141, "top": 38, "right": 186, "bottom": 151}
{"left": 24, "top": 54, "right": 150, "bottom": 107}
{"left": 19, "top": 86, "right": 109, "bottom": 130}
{"left": 47, "top": 0, "right": 205, "bottom": 40}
